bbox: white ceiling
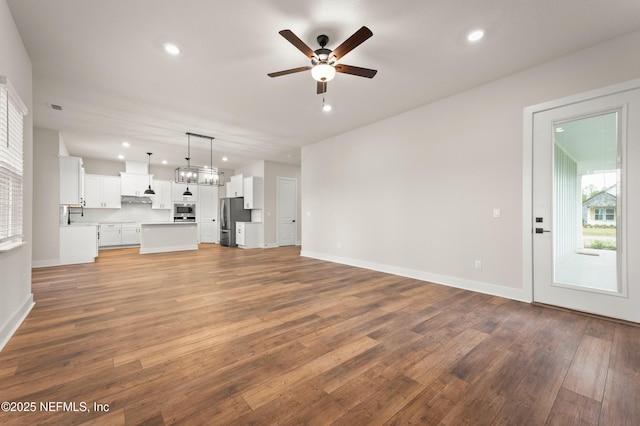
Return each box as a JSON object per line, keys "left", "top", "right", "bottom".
{"left": 8, "top": 0, "right": 640, "bottom": 171}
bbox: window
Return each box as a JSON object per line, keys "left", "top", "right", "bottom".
{"left": 0, "top": 77, "right": 28, "bottom": 250}
{"left": 594, "top": 208, "right": 603, "bottom": 221}
{"left": 606, "top": 208, "right": 615, "bottom": 221}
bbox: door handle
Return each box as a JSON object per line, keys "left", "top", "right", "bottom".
{"left": 535, "top": 228, "right": 551, "bottom": 233}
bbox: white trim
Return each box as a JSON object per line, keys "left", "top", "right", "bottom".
{"left": 32, "top": 258, "right": 62, "bottom": 268}
{"left": 523, "top": 77, "right": 640, "bottom": 305}
{"left": 301, "top": 250, "right": 530, "bottom": 302}
{"left": 139, "top": 245, "right": 198, "bottom": 254}
{"left": 0, "top": 295, "right": 34, "bottom": 352}
{"left": 0, "top": 240, "right": 25, "bottom": 252}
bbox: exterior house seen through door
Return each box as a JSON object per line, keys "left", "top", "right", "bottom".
{"left": 526, "top": 80, "right": 640, "bottom": 323}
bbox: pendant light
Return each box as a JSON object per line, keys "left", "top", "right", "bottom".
{"left": 184, "top": 133, "right": 192, "bottom": 197}
{"left": 174, "top": 132, "right": 224, "bottom": 189}
{"left": 144, "top": 152, "right": 155, "bottom": 195}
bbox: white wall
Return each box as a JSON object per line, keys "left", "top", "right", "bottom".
{"left": 0, "top": 0, "right": 33, "bottom": 350}
{"left": 33, "top": 128, "right": 61, "bottom": 265}
{"left": 301, "top": 31, "right": 640, "bottom": 302}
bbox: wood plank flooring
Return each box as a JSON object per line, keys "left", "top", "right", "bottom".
{"left": 1, "top": 245, "right": 639, "bottom": 425}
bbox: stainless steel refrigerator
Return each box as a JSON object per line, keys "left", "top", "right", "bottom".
{"left": 219, "top": 197, "right": 251, "bottom": 247}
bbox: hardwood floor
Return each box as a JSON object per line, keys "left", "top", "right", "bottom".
{"left": 1, "top": 244, "right": 639, "bottom": 425}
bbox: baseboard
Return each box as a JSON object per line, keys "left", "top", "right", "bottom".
{"left": 0, "top": 295, "right": 34, "bottom": 352}
{"left": 32, "top": 258, "right": 61, "bottom": 268}
{"left": 300, "top": 250, "right": 530, "bottom": 303}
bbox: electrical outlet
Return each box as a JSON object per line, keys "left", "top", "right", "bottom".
{"left": 475, "top": 260, "right": 482, "bottom": 270}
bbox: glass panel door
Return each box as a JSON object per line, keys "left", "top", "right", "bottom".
{"left": 531, "top": 84, "right": 640, "bottom": 323}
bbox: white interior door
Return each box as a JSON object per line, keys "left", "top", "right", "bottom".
{"left": 277, "top": 177, "right": 297, "bottom": 246}
{"left": 198, "top": 185, "right": 218, "bottom": 243}
{"left": 532, "top": 85, "right": 640, "bottom": 322}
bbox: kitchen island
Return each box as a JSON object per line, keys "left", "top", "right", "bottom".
{"left": 139, "top": 222, "right": 198, "bottom": 254}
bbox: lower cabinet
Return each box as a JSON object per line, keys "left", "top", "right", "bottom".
{"left": 121, "top": 223, "right": 141, "bottom": 245}
{"left": 60, "top": 225, "right": 98, "bottom": 265}
{"left": 99, "top": 223, "right": 141, "bottom": 247}
{"left": 99, "top": 223, "right": 122, "bottom": 247}
{"left": 236, "top": 222, "right": 261, "bottom": 249}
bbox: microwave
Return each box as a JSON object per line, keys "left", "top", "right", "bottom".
{"left": 174, "top": 203, "right": 196, "bottom": 222}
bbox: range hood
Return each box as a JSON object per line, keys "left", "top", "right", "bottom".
{"left": 121, "top": 195, "right": 152, "bottom": 204}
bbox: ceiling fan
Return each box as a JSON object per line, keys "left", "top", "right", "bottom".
{"left": 268, "top": 26, "right": 377, "bottom": 94}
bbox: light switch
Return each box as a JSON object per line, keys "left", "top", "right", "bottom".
{"left": 493, "top": 208, "right": 501, "bottom": 218}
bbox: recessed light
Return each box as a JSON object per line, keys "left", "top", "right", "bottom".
{"left": 467, "top": 29, "right": 485, "bottom": 43}
{"left": 118, "top": 154, "right": 125, "bottom": 160}
{"left": 162, "top": 160, "right": 167, "bottom": 165}
{"left": 122, "top": 141, "right": 130, "bottom": 147}
{"left": 222, "top": 157, "right": 228, "bottom": 162}
{"left": 163, "top": 42, "right": 181, "bottom": 55}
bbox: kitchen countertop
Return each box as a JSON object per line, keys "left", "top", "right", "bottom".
{"left": 141, "top": 222, "right": 195, "bottom": 226}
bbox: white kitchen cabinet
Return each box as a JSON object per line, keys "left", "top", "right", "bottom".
{"left": 172, "top": 182, "right": 198, "bottom": 202}
{"left": 226, "top": 174, "right": 243, "bottom": 197}
{"left": 121, "top": 223, "right": 141, "bottom": 245}
{"left": 121, "top": 172, "right": 152, "bottom": 196}
{"left": 99, "top": 223, "right": 122, "bottom": 247}
{"left": 59, "top": 156, "right": 84, "bottom": 205}
{"left": 199, "top": 185, "right": 219, "bottom": 243}
{"left": 84, "top": 174, "right": 121, "bottom": 209}
{"left": 236, "top": 222, "right": 260, "bottom": 248}
{"left": 151, "top": 180, "right": 172, "bottom": 209}
{"left": 243, "top": 176, "right": 263, "bottom": 209}
{"left": 60, "top": 225, "right": 98, "bottom": 264}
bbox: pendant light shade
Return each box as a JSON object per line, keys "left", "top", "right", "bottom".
{"left": 144, "top": 152, "right": 155, "bottom": 195}
{"left": 183, "top": 186, "right": 193, "bottom": 197}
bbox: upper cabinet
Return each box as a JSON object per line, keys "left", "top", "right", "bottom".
{"left": 84, "top": 174, "right": 121, "bottom": 209}
{"left": 243, "top": 176, "right": 263, "bottom": 209}
{"left": 59, "top": 156, "right": 84, "bottom": 205}
{"left": 151, "top": 180, "right": 172, "bottom": 209}
{"left": 226, "top": 174, "right": 243, "bottom": 198}
{"left": 121, "top": 172, "right": 151, "bottom": 196}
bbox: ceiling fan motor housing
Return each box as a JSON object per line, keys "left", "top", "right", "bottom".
{"left": 312, "top": 35, "right": 335, "bottom": 65}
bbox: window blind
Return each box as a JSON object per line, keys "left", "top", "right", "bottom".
{"left": 0, "top": 77, "right": 28, "bottom": 248}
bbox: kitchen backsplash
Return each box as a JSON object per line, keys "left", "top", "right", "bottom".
{"left": 71, "top": 204, "right": 172, "bottom": 224}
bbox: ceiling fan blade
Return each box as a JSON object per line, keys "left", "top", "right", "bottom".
{"left": 317, "top": 81, "right": 327, "bottom": 94}
{"left": 335, "top": 64, "right": 377, "bottom": 78}
{"left": 279, "top": 29, "right": 315, "bottom": 58}
{"left": 331, "top": 26, "right": 373, "bottom": 60}
{"left": 268, "top": 66, "right": 312, "bottom": 78}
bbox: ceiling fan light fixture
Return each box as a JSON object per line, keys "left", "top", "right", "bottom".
{"left": 311, "top": 63, "right": 336, "bottom": 82}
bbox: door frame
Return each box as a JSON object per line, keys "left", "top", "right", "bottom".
{"left": 522, "top": 77, "right": 640, "bottom": 303}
